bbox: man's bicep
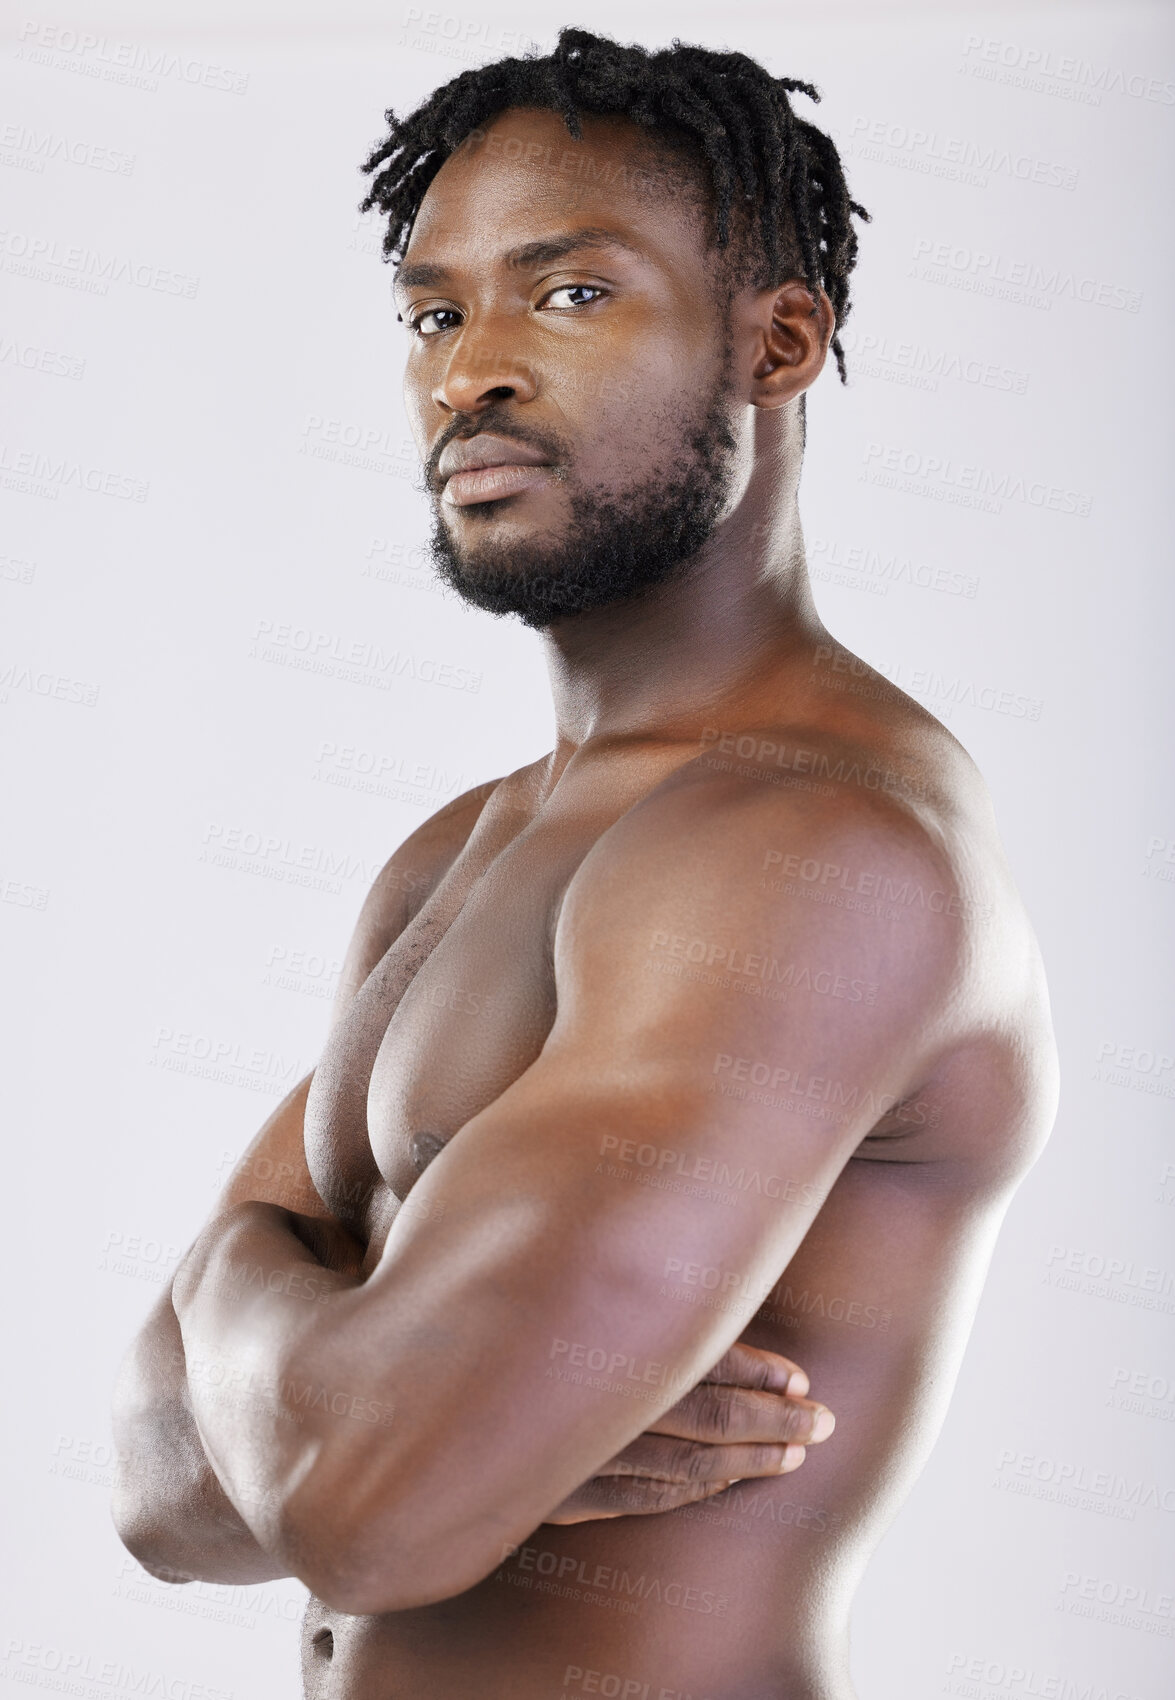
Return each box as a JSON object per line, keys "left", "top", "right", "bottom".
{"left": 363, "top": 1030, "right": 897, "bottom": 1579}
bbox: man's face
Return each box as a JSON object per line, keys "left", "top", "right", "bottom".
{"left": 394, "top": 107, "right": 747, "bottom": 628}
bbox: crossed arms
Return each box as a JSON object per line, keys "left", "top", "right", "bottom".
{"left": 113, "top": 764, "right": 961, "bottom": 1615}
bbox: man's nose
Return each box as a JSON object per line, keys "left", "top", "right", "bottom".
{"left": 431, "top": 319, "right": 539, "bottom": 415}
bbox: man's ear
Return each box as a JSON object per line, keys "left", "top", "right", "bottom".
{"left": 746, "top": 282, "right": 835, "bottom": 409}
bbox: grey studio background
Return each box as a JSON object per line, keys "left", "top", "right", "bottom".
{"left": 2, "top": 0, "right": 1172, "bottom": 1695}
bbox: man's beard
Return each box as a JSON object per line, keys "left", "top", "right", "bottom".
{"left": 425, "top": 375, "right": 741, "bottom": 630}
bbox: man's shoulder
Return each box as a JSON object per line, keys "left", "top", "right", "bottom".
{"left": 562, "top": 729, "right": 969, "bottom": 992}
{"left": 561, "top": 727, "right": 1054, "bottom": 1180}
{"left": 676, "top": 694, "right": 1011, "bottom": 927}
{"left": 694, "top": 710, "right": 977, "bottom": 820}
{"left": 558, "top": 715, "right": 1021, "bottom": 1030}
{"left": 606, "top": 718, "right": 972, "bottom": 895}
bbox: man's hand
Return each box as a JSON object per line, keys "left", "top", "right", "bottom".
{"left": 545, "top": 1342, "right": 833, "bottom": 1523}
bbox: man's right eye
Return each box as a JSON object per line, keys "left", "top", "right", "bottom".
{"left": 407, "top": 307, "right": 461, "bottom": 337}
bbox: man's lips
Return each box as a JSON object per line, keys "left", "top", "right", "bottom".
{"left": 442, "top": 463, "right": 554, "bottom": 506}
{"left": 436, "top": 431, "right": 554, "bottom": 508}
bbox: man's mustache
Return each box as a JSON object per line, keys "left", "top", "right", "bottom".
{"left": 423, "top": 411, "right": 571, "bottom": 496}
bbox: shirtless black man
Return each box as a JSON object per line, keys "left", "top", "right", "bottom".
{"left": 112, "top": 30, "right": 1058, "bottom": 1700}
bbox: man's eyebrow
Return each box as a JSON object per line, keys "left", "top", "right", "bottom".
{"left": 393, "top": 228, "right": 645, "bottom": 301}
{"left": 501, "top": 228, "right": 646, "bottom": 271}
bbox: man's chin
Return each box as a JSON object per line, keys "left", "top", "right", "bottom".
{"left": 427, "top": 544, "right": 629, "bottom": 629}
{"left": 424, "top": 397, "right": 738, "bottom": 628}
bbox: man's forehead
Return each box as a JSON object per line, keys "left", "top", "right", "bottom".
{"left": 455, "top": 104, "right": 693, "bottom": 182}
{"left": 398, "top": 108, "right": 710, "bottom": 287}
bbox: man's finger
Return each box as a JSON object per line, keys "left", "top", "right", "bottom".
{"left": 646, "top": 1381, "right": 835, "bottom": 1447}
{"left": 595, "top": 1431, "right": 808, "bottom": 1484}
{"left": 544, "top": 1473, "right": 737, "bottom": 1524}
{"left": 701, "top": 1341, "right": 810, "bottom": 1398}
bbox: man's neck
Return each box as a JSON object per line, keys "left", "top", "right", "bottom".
{"left": 541, "top": 406, "right": 827, "bottom": 754}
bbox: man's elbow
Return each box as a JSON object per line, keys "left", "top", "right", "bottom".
{"left": 110, "top": 1448, "right": 288, "bottom": 1587}
{"left": 110, "top": 1479, "right": 195, "bottom": 1585}
{"left": 279, "top": 1478, "right": 507, "bottom": 1614}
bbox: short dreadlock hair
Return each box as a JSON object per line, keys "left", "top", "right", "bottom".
{"left": 359, "top": 26, "right": 869, "bottom": 382}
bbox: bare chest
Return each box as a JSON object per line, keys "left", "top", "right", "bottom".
{"left": 302, "top": 799, "right": 608, "bottom": 1251}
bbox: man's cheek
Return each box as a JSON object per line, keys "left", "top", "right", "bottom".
{"left": 591, "top": 371, "right": 635, "bottom": 406}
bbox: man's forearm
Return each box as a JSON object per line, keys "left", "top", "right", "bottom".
{"left": 111, "top": 1282, "right": 289, "bottom": 1585}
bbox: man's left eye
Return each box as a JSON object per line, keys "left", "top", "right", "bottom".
{"left": 542, "top": 285, "right": 605, "bottom": 310}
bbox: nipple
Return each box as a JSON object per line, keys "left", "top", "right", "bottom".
{"left": 410, "top": 1130, "right": 448, "bottom": 1173}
